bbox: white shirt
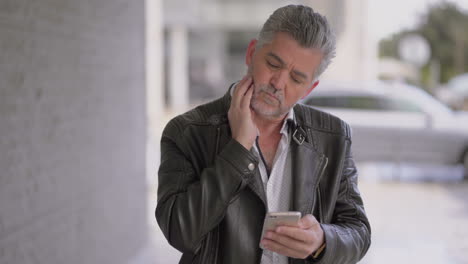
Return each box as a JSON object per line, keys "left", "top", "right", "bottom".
{"left": 253, "top": 110, "right": 294, "bottom": 264}
{"left": 230, "top": 84, "right": 295, "bottom": 264}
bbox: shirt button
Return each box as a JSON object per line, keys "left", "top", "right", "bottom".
{"left": 248, "top": 163, "right": 255, "bottom": 171}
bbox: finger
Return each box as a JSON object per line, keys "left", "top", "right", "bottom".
{"left": 240, "top": 83, "right": 254, "bottom": 109}
{"left": 233, "top": 76, "right": 252, "bottom": 106}
{"left": 263, "top": 231, "right": 312, "bottom": 254}
{"left": 298, "top": 214, "right": 319, "bottom": 229}
{"left": 235, "top": 75, "right": 250, "bottom": 94}
{"left": 261, "top": 237, "right": 308, "bottom": 259}
{"left": 231, "top": 76, "right": 247, "bottom": 106}
{"left": 275, "top": 226, "right": 313, "bottom": 243}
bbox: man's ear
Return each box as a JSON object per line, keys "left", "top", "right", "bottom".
{"left": 246, "top": 39, "right": 258, "bottom": 66}
{"left": 301, "top": 80, "right": 320, "bottom": 99}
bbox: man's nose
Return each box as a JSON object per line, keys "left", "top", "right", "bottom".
{"left": 270, "top": 69, "right": 288, "bottom": 91}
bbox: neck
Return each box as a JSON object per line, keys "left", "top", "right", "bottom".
{"left": 252, "top": 112, "right": 287, "bottom": 136}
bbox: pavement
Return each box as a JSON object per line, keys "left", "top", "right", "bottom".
{"left": 359, "top": 177, "right": 468, "bottom": 264}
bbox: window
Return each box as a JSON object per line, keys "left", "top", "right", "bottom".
{"left": 304, "top": 95, "right": 423, "bottom": 112}
{"left": 384, "top": 98, "right": 422, "bottom": 112}
{"left": 305, "top": 96, "right": 383, "bottom": 110}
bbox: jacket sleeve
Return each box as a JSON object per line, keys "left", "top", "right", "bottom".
{"left": 314, "top": 138, "right": 372, "bottom": 264}
{"left": 155, "top": 118, "right": 258, "bottom": 254}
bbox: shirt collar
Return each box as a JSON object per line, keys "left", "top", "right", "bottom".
{"left": 280, "top": 109, "right": 295, "bottom": 136}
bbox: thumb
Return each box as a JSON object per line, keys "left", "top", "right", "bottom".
{"left": 299, "top": 214, "right": 317, "bottom": 229}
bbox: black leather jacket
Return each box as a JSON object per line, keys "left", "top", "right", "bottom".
{"left": 156, "top": 87, "right": 371, "bottom": 264}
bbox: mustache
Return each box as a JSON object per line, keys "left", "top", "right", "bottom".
{"left": 256, "top": 84, "right": 283, "bottom": 101}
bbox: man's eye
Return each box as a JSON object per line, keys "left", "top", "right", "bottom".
{"left": 267, "top": 61, "right": 280, "bottom": 68}
{"left": 291, "top": 76, "right": 301, "bottom": 84}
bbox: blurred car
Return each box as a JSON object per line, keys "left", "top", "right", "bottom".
{"left": 436, "top": 73, "right": 468, "bottom": 110}
{"left": 301, "top": 81, "right": 468, "bottom": 180}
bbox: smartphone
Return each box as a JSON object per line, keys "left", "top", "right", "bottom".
{"left": 260, "top": 211, "right": 301, "bottom": 248}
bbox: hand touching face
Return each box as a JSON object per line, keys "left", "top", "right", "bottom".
{"left": 228, "top": 75, "right": 258, "bottom": 150}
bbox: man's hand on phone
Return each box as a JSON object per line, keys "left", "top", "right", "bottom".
{"left": 228, "top": 75, "right": 258, "bottom": 150}
{"left": 260, "top": 214, "right": 325, "bottom": 259}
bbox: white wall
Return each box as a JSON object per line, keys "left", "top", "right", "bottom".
{"left": 0, "top": 1, "right": 147, "bottom": 263}
{"left": 321, "top": 0, "right": 377, "bottom": 82}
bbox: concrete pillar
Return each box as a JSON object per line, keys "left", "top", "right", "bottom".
{"left": 0, "top": 1, "right": 146, "bottom": 263}
{"left": 146, "top": 0, "right": 164, "bottom": 187}
{"left": 361, "top": 0, "right": 378, "bottom": 81}
{"left": 168, "top": 25, "right": 190, "bottom": 111}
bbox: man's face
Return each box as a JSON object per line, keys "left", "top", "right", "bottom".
{"left": 246, "top": 32, "right": 322, "bottom": 120}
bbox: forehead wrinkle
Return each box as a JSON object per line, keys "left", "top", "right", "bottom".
{"left": 267, "top": 52, "right": 309, "bottom": 81}
{"left": 267, "top": 52, "right": 285, "bottom": 65}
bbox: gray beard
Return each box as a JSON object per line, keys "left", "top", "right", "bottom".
{"left": 250, "top": 84, "right": 291, "bottom": 119}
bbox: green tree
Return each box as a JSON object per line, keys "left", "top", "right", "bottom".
{"left": 379, "top": 2, "right": 468, "bottom": 84}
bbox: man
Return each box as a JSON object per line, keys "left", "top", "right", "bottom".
{"left": 156, "top": 5, "right": 371, "bottom": 264}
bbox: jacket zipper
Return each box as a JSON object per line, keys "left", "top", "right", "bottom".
{"left": 315, "top": 156, "right": 328, "bottom": 223}
{"left": 317, "top": 187, "right": 324, "bottom": 224}
{"left": 214, "top": 127, "right": 221, "bottom": 160}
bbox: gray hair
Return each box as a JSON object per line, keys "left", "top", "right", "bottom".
{"left": 256, "top": 5, "right": 336, "bottom": 80}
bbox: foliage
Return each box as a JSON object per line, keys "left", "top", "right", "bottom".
{"left": 379, "top": 2, "right": 468, "bottom": 84}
